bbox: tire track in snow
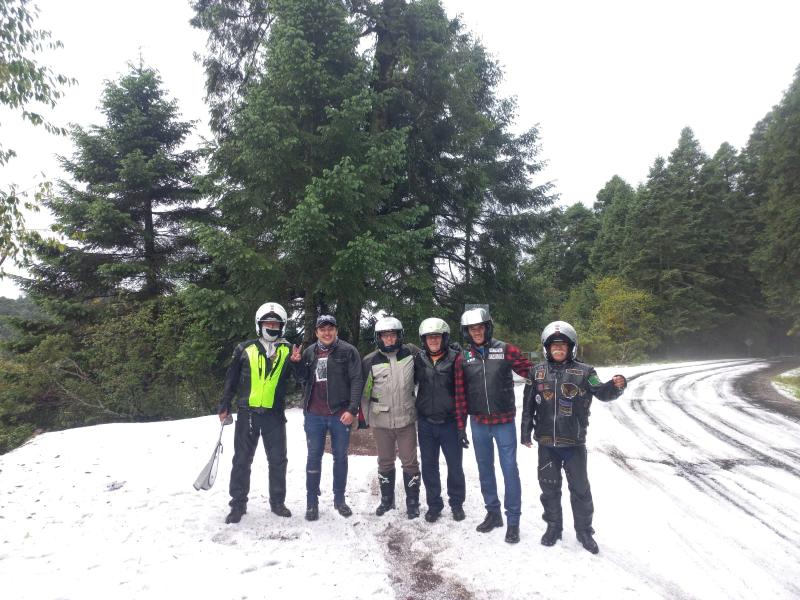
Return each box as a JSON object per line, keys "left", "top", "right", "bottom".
{"left": 613, "top": 361, "right": 800, "bottom": 544}
{"left": 662, "top": 370, "right": 800, "bottom": 477}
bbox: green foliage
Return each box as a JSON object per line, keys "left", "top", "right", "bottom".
{"left": 774, "top": 375, "right": 800, "bottom": 400}
{"left": 558, "top": 276, "right": 659, "bottom": 364}
{"left": 0, "top": 296, "right": 222, "bottom": 452}
{"left": 21, "top": 64, "right": 204, "bottom": 301}
{"left": 749, "top": 66, "right": 800, "bottom": 335}
{"left": 528, "top": 203, "right": 598, "bottom": 301}
{"left": 0, "top": 294, "right": 41, "bottom": 341}
{"left": 193, "top": 0, "right": 554, "bottom": 340}
{"left": 560, "top": 279, "right": 597, "bottom": 335}
{"left": 1, "top": 0, "right": 74, "bottom": 273}
{"left": 189, "top": 0, "right": 273, "bottom": 132}
{"left": 365, "top": 0, "right": 555, "bottom": 322}
{"left": 0, "top": 0, "right": 73, "bottom": 160}
{"left": 582, "top": 276, "right": 660, "bottom": 364}
{"left": 590, "top": 175, "right": 637, "bottom": 275}
{"left": 621, "top": 129, "right": 730, "bottom": 346}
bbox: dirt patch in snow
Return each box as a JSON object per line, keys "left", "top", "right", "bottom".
{"left": 380, "top": 523, "right": 473, "bottom": 600}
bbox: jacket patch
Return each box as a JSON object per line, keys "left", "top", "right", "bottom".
{"left": 535, "top": 394, "right": 542, "bottom": 404}
{"left": 588, "top": 374, "right": 602, "bottom": 386}
{"left": 558, "top": 399, "right": 573, "bottom": 416}
{"left": 488, "top": 354, "right": 504, "bottom": 360}
{"left": 566, "top": 368, "right": 583, "bottom": 375}
{"left": 464, "top": 350, "right": 478, "bottom": 363}
{"left": 560, "top": 382, "right": 580, "bottom": 399}
{"left": 535, "top": 369, "right": 545, "bottom": 381}
{"left": 543, "top": 391, "right": 554, "bottom": 402}
{"left": 488, "top": 348, "right": 504, "bottom": 353}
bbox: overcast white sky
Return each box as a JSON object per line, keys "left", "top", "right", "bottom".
{"left": 2, "top": 0, "right": 800, "bottom": 297}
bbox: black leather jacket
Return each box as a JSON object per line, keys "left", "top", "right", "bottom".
{"left": 462, "top": 340, "right": 516, "bottom": 415}
{"left": 296, "top": 340, "right": 363, "bottom": 415}
{"left": 520, "top": 359, "right": 624, "bottom": 446}
{"left": 414, "top": 347, "right": 458, "bottom": 423}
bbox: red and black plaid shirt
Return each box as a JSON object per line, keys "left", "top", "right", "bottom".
{"left": 454, "top": 341, "right": 531, "bottom": 429}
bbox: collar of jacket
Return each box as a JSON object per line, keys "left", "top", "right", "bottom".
{"left": 546, "top": 359, "right": 572, "bottom": 371}
{"left": 421, "top": 346, "right": 455, "bottom": 365}
{"left": 469, "top": 338, "right": 498, "bottom": 355}
{"left": 316, "top": 337, "right": 340, "bottom": 352}
{"left": 378, "top": 344, "right": 413, "bottom": 361}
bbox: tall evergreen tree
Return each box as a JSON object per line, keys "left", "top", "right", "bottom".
{"left": 193, "top": 0, "right": 554, "bottom": 340}
{"left": 22, "top": 65, "right": 203, "bottom": 304}
{"left": 624, "top": 128, "right": 728, "bottom": 347}
{"left": 189, "top": 0, "right": 273, "bottom": 133}
{"left": 195, "top": 0, "right": 430, "bottom": 344}
{"left": 356, "top": 0, "right": 554, "bottom": 325}
{"left": 749, "top": 66, "right": 800, "bottom": 335}
{"left": 590, "top": 175, "right": 636, "bottom": 276}
{"left": 2, "top": 66, "right": 217, "bottom": 446}
{"left": 528, "top": 203, "right": 598, "bottom": 298}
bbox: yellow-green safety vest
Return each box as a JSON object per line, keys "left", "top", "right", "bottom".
{"left": 244, "top": 344, "right": 289, "bottom": 408}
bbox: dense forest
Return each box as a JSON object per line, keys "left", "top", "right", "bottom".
{"left": 1, "top": 0, "right": 798, "bottom": 452}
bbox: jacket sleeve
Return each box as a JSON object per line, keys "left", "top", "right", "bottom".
{"left": 506, "top": 343, "right": 532, "bottom": 379}
{"left": 520, "top": 381, "right": 536, "bottom": 444}
{"left": 360, "top": 357, "right": 374, "bottom": 427}
{"left": 346, "top": 345, "right": 364, "bottom": 415}
{"left": 587, "top": 368, "right": 625, "bottom": 402}
{"left": 218, "top": 343, "right": 246, "bottom": 414}
{"left": 295, "top": 347, "right": 312, "bottom": 385}
{"left": 453, "top": 352, "right": 467, "bottom": 431}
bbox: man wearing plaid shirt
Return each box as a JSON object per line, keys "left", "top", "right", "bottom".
{"left": 454, "top": 307, "right": 532, "bottom": 544}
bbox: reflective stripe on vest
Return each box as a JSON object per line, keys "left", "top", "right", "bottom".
{"left": 245, "top": 344, "right": 289, "bottom": 408}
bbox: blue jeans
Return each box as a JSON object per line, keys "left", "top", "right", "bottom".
{"left": 470, "top": 417, "right": 521, "bottom": 526}
{"left": 418, "top": 418, "right": 465, "bottom": 511}
{"left": 304, "top": 413, "right": 351, "bottom": 506}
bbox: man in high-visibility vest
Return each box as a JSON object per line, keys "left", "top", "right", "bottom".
{"left": 218, "top": 302, "right": 301, "bottom": 524}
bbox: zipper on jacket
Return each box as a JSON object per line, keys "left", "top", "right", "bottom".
{"left": 553, "top": 367, "right": 559, "bottom": 446}
{"left": 389, "top": 352, "right": 396, "bottom": 428}
{"left": 325, "top": 350, "right": 332, "bottom": 415}
{"left": 482, "top": 353, "right": 491, "bottom": 414}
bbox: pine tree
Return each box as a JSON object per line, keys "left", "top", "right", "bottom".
{"left": 527, "top": 203, "right": 598, "bottom": 304}
{"left": 749, "top": 66, "right": 800, "bottom": 335}
{"left": 2, "top": 66, "right": 218, "bottom": 444}
{"left": 193, "top": 0, "right": 554, "bottom": 341}
{"left": 195, "top": 0, "right": 430, "bottom": 344}
{"left": 624, "top": 128, "right": 727, "bottom": 347}
{"left": 358, "top": 0, "right": 554, "bottom": 325}
{"left": 22, "top": 65, "right": 203, "bottom": 303}
{"left": 590, "top": 175, "right": 637, "bottom": 276}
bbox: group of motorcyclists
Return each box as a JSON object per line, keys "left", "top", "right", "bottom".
{"left": 216, "top": 302, "right": 626, "bottom": 553}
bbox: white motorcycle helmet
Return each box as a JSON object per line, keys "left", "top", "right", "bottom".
{"left": 460, "top": 307, "right": 493, "bottom": 344}
{"left": 254, "top": 302, "right": 288, "bottom": 341}
{"left": 375, "top": 316, "right": 404, "bottom": 353}
{"left": 541, "top": 320, "right": 578, "bottom": 361}
{"left": 418, "top": 317, "right": 450, "bottom": 351}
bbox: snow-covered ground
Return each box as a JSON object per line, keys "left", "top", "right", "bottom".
{"left": 2, "top": 359, "right": 799, "bottom": 600}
